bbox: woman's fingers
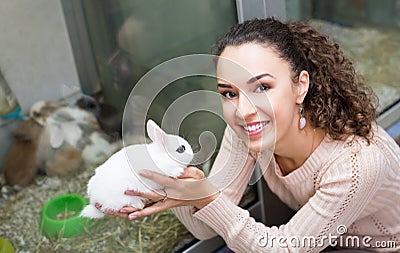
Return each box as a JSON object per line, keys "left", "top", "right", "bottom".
{"left": 128, "top": 200, "right": 172, "bottom": 220}
{"left": 124, "top": 190, "right": 137, "bottom": 196}
{"left": 120, "top": 206, "right": 141, "bottom": 213}
{"left": 137, "top": 167, "right": 205, "bottom": 189}
{"left": 107, "top": 210, "right": 129, "bottom": 218}
{"left": 95, "top": 202, "right": 140, "bottom": 217}
{"left": 125, "top": 189, "right": 165, "bottom": 201}
{"left": 179, "top": 166, "right": 205, "bottom": 179}
{"left": 138, "top": 170, "right": 175, "bottom": 186}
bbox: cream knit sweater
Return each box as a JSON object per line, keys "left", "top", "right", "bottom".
{"left": 172, "top": 124, "right": 400, "bottom": 252}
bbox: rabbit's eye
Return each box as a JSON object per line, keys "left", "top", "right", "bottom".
{"left": 176, "top": 145, "right": 186, "bottom": 153}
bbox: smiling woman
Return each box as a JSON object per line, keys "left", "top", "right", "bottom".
{"left": 104, "top": 18, "right": 400, "bottom": 253}
{"left": 216, "top": 44, "right": 314, "bottom": 158}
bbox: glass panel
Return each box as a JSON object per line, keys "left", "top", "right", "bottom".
{"left": 77, "top": 1, "right": 238, "bottom": 251}
{"left": 285, "top": 0, "right": 400, "bottom": 113}
{"left": 81, "top": 0, "right": 237, "bottom": 165}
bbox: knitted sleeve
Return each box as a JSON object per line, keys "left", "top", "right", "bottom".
{"left": 171, "top": 127, "right": 256, "bottom": 240}
{"left": 193, "top": 143, "right": 390, "bottom": 252}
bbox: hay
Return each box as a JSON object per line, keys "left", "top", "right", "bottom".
{"left": 0, "top": 166, "right": 192, "bottom": 253}
{"left": 309, "top": 19, "right": 400, "bottom": 111}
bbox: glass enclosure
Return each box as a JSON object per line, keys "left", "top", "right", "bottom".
{"left": 81, "top": 0, "right": 237, "bottom": 149}
{"left": 65, "top": 2, "right": 240, "bottom": 251}
{"left": 78, "top": 0, "right": 400, "bottom": 140}
{"left": 77, "top": 1, "right": 239, "bottom": 176}
{"left": 285, "top": 0, "right": 400, "bottom": 113}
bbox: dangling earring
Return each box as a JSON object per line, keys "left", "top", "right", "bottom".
{"left": 299, "top": 106, "right": 306, "bottom": 130}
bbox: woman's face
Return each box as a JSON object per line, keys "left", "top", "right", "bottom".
{"left": 216, "top": 43, "right": 309, "bottom": 152}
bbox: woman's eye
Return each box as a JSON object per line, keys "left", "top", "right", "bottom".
{"left": 221, "top": 91, "right": 237, "bottom": 99}
{"left": 256, "top": 84, "right": 269, "bottom": 92}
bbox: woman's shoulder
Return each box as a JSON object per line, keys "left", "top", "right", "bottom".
{"left": 344, "top": 124, "right": 400, "bottom": 162}
{"left": 320, "top": 123, "right": 398, "bottom": 156}
{"left": 316, "top": 124, "right": 398, "bottom": 180}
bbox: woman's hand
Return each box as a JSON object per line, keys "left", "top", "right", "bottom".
{"left": 125, "top": 166, "right": 220, "bottom": 220}
{"left": 94, "top": 202, "right": 146, "bottom": 219}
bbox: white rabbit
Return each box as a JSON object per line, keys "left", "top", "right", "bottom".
{"left": 80, "top": 120, "right": 194, "bottom": 218}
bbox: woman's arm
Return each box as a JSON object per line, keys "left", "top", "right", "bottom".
{"left": 170, "top": 126, "right": 257, "bottom": 240}
{"left": 192, "top": 146, "right": 389, "bottom": 252}
{"left": 125, "top": 127, "right": 257, "bottom": 239}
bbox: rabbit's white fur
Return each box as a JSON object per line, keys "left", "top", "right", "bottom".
{"left": 80, "top": 120, "right": 193, "bottom": 218}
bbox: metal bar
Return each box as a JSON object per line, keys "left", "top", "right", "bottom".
{"left": 378, "top": 100, "right": 400, "bottom": 129}
{"left": 60, "top": 0, "right": 99, "bottom": 95}
{"left": 236, "top": 0, "right": 286, "bottom": 22}
{"left": 264, "top": 0, "right": 286, "bottom": 21}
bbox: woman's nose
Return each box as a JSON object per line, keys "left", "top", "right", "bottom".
{"left": 236, "top": 93, "right": 257, "bottom": 118}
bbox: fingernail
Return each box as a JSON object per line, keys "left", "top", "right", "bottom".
{"left": 128, "top": 213, "right": 138, "bottom": 220}
{"left": 124, "top": 190, "right": 133, "bottom": 195}
{"left": 120, "top": 207, "right": 130, "bottom": 213}
{"left": 139, "top": 170, "right": 148, "bottom": 177}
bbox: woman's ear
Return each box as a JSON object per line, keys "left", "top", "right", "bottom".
{"left": 296, "top": 70, "right": 310, "bottom": 104}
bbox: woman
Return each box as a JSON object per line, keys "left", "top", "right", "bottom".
{"left": 104, "top": 18, "right": 400, "bottom": 252}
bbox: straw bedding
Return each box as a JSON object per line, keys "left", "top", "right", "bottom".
{"left": 0, "top": 167, "right": 192, "bottom": 253}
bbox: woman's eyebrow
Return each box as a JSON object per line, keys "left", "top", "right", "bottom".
{"left": 247, "top": 73, "right": 275, "bottom": 84}
{"left": 217, "top": 73, "right": 275, "bottom": 88}
{"left": 217, "top": 83, "right": 232, "bottom": 88}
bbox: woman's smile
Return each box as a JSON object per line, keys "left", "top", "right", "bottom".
{"left": 242, "top": 120, "right": 270, "bottom": 136}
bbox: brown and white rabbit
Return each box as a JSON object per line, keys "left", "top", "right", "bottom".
{"left": 80, "top": 120, "right": 193, "bottom": 219}
{"left": 32, "top": 100, "right": 119, "bottom": 177}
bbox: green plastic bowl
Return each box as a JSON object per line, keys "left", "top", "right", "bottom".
{"left": 39, "top": 194, "right": 92, "bottom": 239}
{"left": 0, "top": 237, "right": 15, "bottom": 253}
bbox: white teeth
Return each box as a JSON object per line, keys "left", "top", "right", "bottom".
{"left": 243, "top": 122, "right": 267, "bottom": 132}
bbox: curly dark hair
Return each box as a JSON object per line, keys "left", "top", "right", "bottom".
{"left": 213, "top": 18, "right": 378, "bottom": 143}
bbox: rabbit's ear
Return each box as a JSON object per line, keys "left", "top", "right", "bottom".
{"left": 147, "top": 120, "right": 165, "bottom": 144}
{"left": 48, "top": 124, "right": 64, "bottom": 148}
